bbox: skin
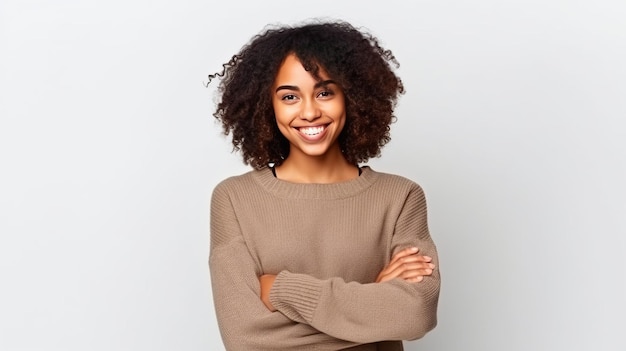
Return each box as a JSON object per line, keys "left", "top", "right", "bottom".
{"left": 258, "top": 54, "right": 435, "bottom": 312}
{"left": 271, "top": 54, "right": 357, "bottom": 184}
{"left": 375, "top": 247, "right": 435, "bottom": 283}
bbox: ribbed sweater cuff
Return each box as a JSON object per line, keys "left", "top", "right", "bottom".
{"left": 269, "top": 270, "right": 323, "bottom": 324}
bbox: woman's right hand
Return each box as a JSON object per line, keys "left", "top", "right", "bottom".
{"left": 376, "top": 247, "right": 435, "bottom": 283}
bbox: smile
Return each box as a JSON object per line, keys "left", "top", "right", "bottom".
{"left": 298, "top": 125, "right": 326, "bottom": 136}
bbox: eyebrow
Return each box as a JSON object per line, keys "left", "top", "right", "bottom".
{"left": 275, "top": 80, "right": 337, "bottom": 93}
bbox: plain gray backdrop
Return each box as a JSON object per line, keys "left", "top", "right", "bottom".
{"left": 1, "top": 0, "right": 625, "bottom": 350}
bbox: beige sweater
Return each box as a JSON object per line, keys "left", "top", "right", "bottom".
{"left": 209, "top": 166, "right": 440, "bottom": 350}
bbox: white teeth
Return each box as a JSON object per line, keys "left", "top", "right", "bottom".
{"left": 299, "top": 126, "right": 324, "bottom": 136}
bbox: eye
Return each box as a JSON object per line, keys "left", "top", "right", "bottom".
{"left": 317, "top": 90, "right": 334, "bottom": 99}
{"left": 281, "top": 94, "right": 298, "bottom": 101}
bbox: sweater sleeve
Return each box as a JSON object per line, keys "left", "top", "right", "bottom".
{"left": 209, "top": 182, "right": 361, "bottom": 350}
{"left": 268, "top": 183, "right": 440, "bottom": 343}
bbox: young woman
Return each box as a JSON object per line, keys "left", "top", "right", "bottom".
{"left": 208, "top": 21, "right": 440, "bottom": 350}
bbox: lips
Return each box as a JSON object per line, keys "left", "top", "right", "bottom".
{"left": 295, "top": 124, "right": 329, "bottom": 141}
{"left": 298, "top": 125, "right": 325, "bottom": 136}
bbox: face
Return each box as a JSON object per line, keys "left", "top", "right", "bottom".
{"left": 271, "top": 54, "right": 346, "bottom": 160}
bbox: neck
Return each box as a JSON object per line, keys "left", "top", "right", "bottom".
{"left": 275, "top": 147, "right": 359, "bottom": 184}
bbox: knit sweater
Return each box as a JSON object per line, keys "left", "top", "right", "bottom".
{"left": 209, "top": 166, "right": 440, "bottom": 350}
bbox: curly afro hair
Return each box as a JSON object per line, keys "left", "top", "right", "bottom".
{"left": 208, "top": 20, "right": 404, "bottom": 170}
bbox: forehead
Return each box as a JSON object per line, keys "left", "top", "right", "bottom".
{"left": 273, "top": 54, "right": 331, "bottom": 86}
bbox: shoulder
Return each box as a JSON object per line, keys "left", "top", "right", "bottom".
{"left": 366, "top": 169, "right": 430, "bottom": 218}
{"left": 211, "top": 169, "right": 265, "bottom": 199}
{"left": 367, "top": 167, "right": 425, "bottom": 196}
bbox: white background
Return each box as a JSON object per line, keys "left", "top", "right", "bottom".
{"left": 1, "top": 0, "right": 625, "bottom": 350}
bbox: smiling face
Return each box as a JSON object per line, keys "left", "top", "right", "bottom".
{"left": 271, "top": 54, "right": 346, "bottom": 161}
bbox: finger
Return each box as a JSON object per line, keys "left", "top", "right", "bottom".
{"left": 378, "top": 267, "right": 432, "bottom": 283}
{"left": 384, "top": 248, "right": 421, "bottom": 275}
{"left": 379, "top": 261, "right": 435, "bottom": 283}
{"left": 392, "top": 254, "right": 432, "bottom": 264}
{"left": 400, "top": 268, "right": 434, "bottom": 279}
{"left": 388, "top": 248, "right": 433, "bottom": 270}
{"left": 381, "top": 262, "right": 434, "bottom": 282}
{"left": 377, "top": 261, "right": 415, "bottom": 282}
{"left": 387, "top": 262, "right": 434, "bottom": 277}
{"left": 388, "top": 247, "right": 420, "bottom": 266}
{"left": 405, "top": 276, "right": 424, "bottom": 283}
{"left": 380, "top": 254, "right": 433, "bottom": 276}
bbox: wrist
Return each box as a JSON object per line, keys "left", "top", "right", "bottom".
{"left": 259, "top": 274, "right": 277, "bottom": 311}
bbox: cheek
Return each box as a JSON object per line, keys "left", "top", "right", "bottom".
{"left": 331, "top": 100, "right": 346, "bottom": 121}
{"left": 272, "top": 106, "right": 291, "bottom": 135}
{"left": 334, "top": 102, "right": 347, "bottom": 133}
{"left": 272, "top": 106, "right": 290, "bottom": 126}
{"left": 333, "top": 94, "right": 346, "bottom": 116}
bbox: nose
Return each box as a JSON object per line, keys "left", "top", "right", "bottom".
{"left": 299, "top": 99, "right": 321, "bottom": 121}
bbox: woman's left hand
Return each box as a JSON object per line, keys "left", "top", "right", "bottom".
{"left": 259, "top": 274, "right": 277, "bottom": 311}
{"left": 376, "top": 247, "right": 435, "bottom": 283}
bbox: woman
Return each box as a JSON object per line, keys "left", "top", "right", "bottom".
{"left": 208, "top": 21, "right": 440, "bottom": 350}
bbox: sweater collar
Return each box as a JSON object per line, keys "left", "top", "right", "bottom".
{"left": 251, "top": 166, "right": 379, "bottom": 199}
